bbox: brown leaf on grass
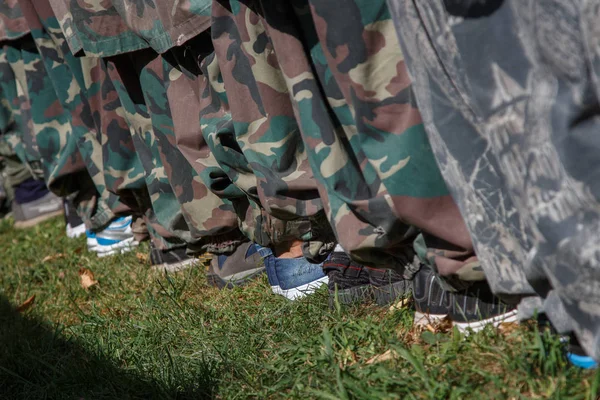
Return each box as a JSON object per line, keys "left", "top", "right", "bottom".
{"left": 136, "top": 252, "right": 149, "bottom": 263}
{"left": 366, "top": 349, "right": 398, "bottom": 365}
{"left": 79, "top": 268, "right": 98, "bottom": 289}
{"left": 498, "top": 322, "right": 520, "bottom": 335}
{"left": 388, "top": 297, "right": 411, "bottom": 313}
{"left": 16, "top": 295, "right": 35, "bottom": 313}
{"left": 42, "top": 253, "right": 65, "bottom": 263}
{"left": 413, "top": 313, "right": 452, "bottom": 334}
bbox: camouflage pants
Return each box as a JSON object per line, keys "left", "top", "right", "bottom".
{"left": 0, "top": 40, "right": 43, "bottom": 184}
{"left": 104, "top": 49, "right": 240, "bottom": 251}
{"left": 210, "top": 3, "right": 337, "bottom": 260}
{"left": 17, "top": 0, "right": 182, "bottom": 248}
{"left": 0, "top": 44, "right": 38, "bottom": 193}
{"left": 169, "top": 29, "right": 335, "bottom": 260}
{"left": 389, "top": 0, "right": 600, "bottom": 360}
{"left": 17, "top": 1, "right": 122, "bottom": 230}
{"left": 216, "top": 0, "right": 477, "bottom": 279}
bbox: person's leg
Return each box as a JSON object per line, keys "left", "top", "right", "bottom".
{"left": 209, "top": 4, "right": 336, "bottom": 264}
{"left": 0, "top": 39, "right": 64, "bottom": 228}
{"left": 160, "top": 28, "right": 324, "bottom": 295}
{"left": 16, "top": 0, "right": 147, "bottom": 259}
{"left": 387, "top": 0, "right": 600, "bottom": 351}
{"left": 104, "top": 52, "right": 202, "bottom": 254}
{"left": 388, "top": 0, "right": 535, "bottom": 300}
{"left": 224, "top": 0, "right": 479, "bottom": 310}
{"left": 164, "top": 42, "right": 274, "bottom": 285}
{"left": 20, "top": 0, "right": 133, "bottom": 230}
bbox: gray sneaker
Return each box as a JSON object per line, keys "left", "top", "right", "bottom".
{"left": 13, "top": 191, "right": 63, "bottom": 229}
{"left": 150, "top": 244, "right": 198, "bottom": 272}
{"left": 207, "top": 242, "right": 266, "bottom": 289}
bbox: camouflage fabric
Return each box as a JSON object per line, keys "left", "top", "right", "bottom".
{"left": 217, "top": 0, "right": 477, "bottom": 278}
{"left": 207, "top": 1, "right": 335, "bottom": 260}
{"left": 27, "top": 0, "right": 236, "bottom": 249}
{"left": 0, "top": 152, "right": 13, "bottom": 214}
{"left": 389, "top": 0, "right": 600, "bottom": 360}
{"left": 0, "top": 42, "right": 42, "bottom": 187}
{"left": 166, "top": 39, "right": 255, "bottom": 254}
{"left": 104, "top": 52, "right": 205, "bottom": 250}
{"left": 15, "top": 0, "right": 119, "bottom": 229}
{"left": 160, "top": 43, "right": 249, "bottom": 252}
{"left": 0, "top": 140, "right": 30, "bottom": 194}
{"left": 48, "top": 0, "right": 211, "bottom": 57}
{"left": 19, "top": 0, "right": 186, "bottom": 248}
{"left": 0, "top": 0, "right": 30, "bottom": 41}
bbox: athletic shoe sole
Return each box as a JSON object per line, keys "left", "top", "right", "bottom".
{"left": 152, "top": 258, "right": 199, "bottom": 273}
{"left": 206, "top": 267, "right": 266, "bottom": 289}
{"left": 87, "top": 238, "right": 98, "bottom": 251}
{"left": 270, "top": 285, "right": 284, "bottom": 296}
{"left": 329, "top": 284, "right": 373, "bottom": 306}
{"left": 66, "top": 223, "right": 86, "bottom": 239}
{"left": 453, "top": 309, "right": 518, "bottom": 333}
{"left": 14, "top": 209, "right": 64, "bottom": 229}
{"left": 413, "top": 309, "right": 519, "bottom": 334}
{"left": 95, "top": 237, "right": 139, "bottom": 258}
{"left": 566, "top": 353, "right": 598, "bottom": 369}
{"left": 279, "top": 275, "right": 329, "bottom": 301}
{"left": 330, "top": 280, "right": 412, "bottom": 307}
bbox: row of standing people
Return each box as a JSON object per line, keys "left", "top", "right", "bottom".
{"left": 0, "top": 0, "right": 597, "bottom": 367}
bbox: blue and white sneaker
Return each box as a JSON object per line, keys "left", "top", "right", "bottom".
{"left": 86, "top": 230, "right": 98, "bottom": 251}
{"left": 93, "top": 216, "right": 138, "bottom": 257}
{"left": 258, "top": 245, "right": 328, "bottom": 300}
{"left": 567, "top": 353, "right": 598, "bottom": 369}
{"left": 565, "top": 335, "right": 598, "bottom": 369}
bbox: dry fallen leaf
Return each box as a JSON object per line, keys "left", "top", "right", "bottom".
{"left": 16, "top": 295, "right": 35, "bottom": 313}
{"left": 42, "top": 253, "right": 65, "bottom": 263}
{"left": 498, "top": 322, "right": 520, "bottom": 335}
{"left": 388, "top": 297, "right": 411, "bottom": 313}
{"left": 79, "top": 268, "right": 98, "bottom": 289}
{"left": 136, "top": 252, "right": 149, "bottom": 263}
{"left": 412, "top": 313, "right": 452, "bottom": 334}
{"left": 366, "top": 349, "right": 398, "bottom": 365}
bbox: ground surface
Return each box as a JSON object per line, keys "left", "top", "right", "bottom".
{"left": 0, "top": 217, "right": 598, "bottom": 399}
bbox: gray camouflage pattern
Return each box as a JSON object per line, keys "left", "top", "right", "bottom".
{"left": 390, "top": 0, "right": 600, "bottom": 360}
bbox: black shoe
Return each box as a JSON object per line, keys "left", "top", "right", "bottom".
{"left": 368, "top": 266, "right": 412, "bottom": 306}
{"left": 323, "top": 252, "right": 372, "bottom": 305}
{"left": 150, "top": 244, "right": 197, "bottom": 272}
{"left": 413, "top": 265, "right": 517, "bottom": 332}
{"left": 323, "top": 252, "right": 411, "bottom": 306}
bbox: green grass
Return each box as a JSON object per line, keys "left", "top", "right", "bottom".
{"left": 0, "top": 217, "right": 598, "bottom": 399}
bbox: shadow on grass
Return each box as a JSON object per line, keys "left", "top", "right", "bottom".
{"left": 0, "top": 295, "right": 217, "bottom": 399}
